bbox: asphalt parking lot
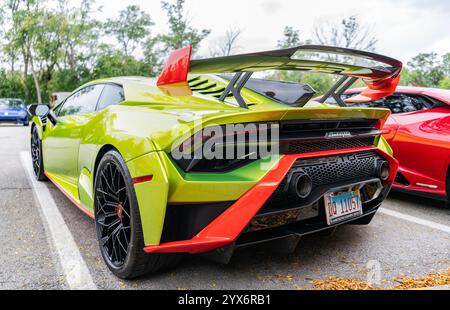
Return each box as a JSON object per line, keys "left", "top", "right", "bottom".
{"left": 1, "top": 125, "right": 449, "bottom": 290}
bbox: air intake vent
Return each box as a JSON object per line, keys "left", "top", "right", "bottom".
{"left": 283, "top": 137, "right": 375, "bottom": 154}
{"left": 394, "top": 172, "right": 410, "bottom": 186}
{"left": 188, "top": 77, "right": 233, "bottom": 99}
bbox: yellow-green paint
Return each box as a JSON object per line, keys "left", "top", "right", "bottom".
{"left": 31, "top": 74, "right": 394, "bottom": 247}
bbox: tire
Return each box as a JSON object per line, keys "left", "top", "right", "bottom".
{"left": 23, "top": 122, "right": 29, "bottom": 126}
{"left": 94, "top": 150, "right": 182, "bottom": 279}
{"left": 31, "top": 126, "right": 47, "bottom": 181}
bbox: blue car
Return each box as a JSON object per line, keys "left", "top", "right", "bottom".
{"left": 0, "top": 99, "right": 29, "bottom": 126}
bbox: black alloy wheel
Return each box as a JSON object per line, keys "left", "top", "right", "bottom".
{"left": 95, "top": 160, "right": 132, "bottom": 267}
{"left": 31, "top": 127, "right": 47, "bottom": 181}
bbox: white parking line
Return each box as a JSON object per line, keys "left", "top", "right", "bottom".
{"left": 20, "top": 152, "right": 97, "bottom": 290}
{"left": 379, "top": 207, "right": 450, "bottom": 234}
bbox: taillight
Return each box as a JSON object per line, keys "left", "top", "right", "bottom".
{"left": 170, "top": 122, "right": 279, "bottom": 172}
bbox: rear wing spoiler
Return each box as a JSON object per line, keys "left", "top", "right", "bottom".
{"left": 157, "top": 45, "right": 402, "bottom": 108}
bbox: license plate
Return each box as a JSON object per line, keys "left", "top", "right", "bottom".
{"left": 324, "top": 190, "right": 362, "bottom": 225}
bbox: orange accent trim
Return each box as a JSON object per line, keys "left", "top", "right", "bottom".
{"left": 157, "top": 46, "right": 192, "bottom": 86}
{"left": 44, "top": 172, "right": 94, "bottom": 219}
{"left": 345, "top": 74, "right": 401, "bottom": 103}
{"left": 144, "top": 146, "right": 396, "bottom": 254}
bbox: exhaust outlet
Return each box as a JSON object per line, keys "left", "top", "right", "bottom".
{"left": 376, "top": 160, "right": 390, "bottom": 181}
{"left": 288, "top": 170, "right": 313, "bottom": 199}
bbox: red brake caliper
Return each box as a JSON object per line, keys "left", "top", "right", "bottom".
{"left": 115, "top": 204, "right": 124, "bottom": 221}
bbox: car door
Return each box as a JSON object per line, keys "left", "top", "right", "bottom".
{"left": 43, "top": 84, "right": 104, "bottom": 184}
{"left": 388, "top": 94, "right": 449, "bottom": 189}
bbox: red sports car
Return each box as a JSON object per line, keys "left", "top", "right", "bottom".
{"left": 340, "top": 87, "right": 450, "bottom": 203}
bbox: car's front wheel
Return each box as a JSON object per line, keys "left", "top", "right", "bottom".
{"left": 94, "top": 150, "right": 181, "bottom": 279}
{"left": 31, "top": 126, "right": 47, "bottom": 181}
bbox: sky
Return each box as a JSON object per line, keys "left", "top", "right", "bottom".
{"left": 91, "top": 0, "right": 450, "bottom": 63}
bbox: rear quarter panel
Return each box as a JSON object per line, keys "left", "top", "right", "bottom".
{"left": 389, "top": 106, "right": 450, "bottom": 195}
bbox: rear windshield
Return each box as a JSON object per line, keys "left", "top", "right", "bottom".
{"left": 0, "top": 99, "right": 25, "bottom": 108}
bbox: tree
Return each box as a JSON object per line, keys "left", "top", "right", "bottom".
{"left": 277, "top": 26, "right": 302, "bottom": 49}
{"left": 104, "top": 5, "right": 154, "bottom": 56}
{"left": 268, "top": 25, "right": 335, "bottom": 95}
{"left": 143, "top": 0, "right": 210, "bottom": 75}
{"left": 313, "top": 16, "right": 377, "bottom": 52}
{"left": 2, "top": 0, "right": 37, "bottom": 84}
{"left": 92, "top": 47, "right": 150, "bottom": 79}
{"left": 0, "top": 70, "right": 26, "bottom": 99}
{"left": 209, "top": 27, "right": 242, "bottom": 57}
{"left": 0, "top": 0, "right": 102, "bottom": 101}
{"left": 442, "top": 53, "right": 450, "bottom": 77}
{"left": 407, "top": 52, "right": 444, "bottom": 87}
{"left": 9, "top": 7, "right": 45, "bottom": 103}
{"left": 157, "top": 0, "right": 210, "bottom": 54}
{"left": 143, "top": 37, "right": 163, "bottom": 77}
{"left": 398, "top": 67, "right": 413, "bottom": 86}
{"left": 58, "top": 0, "right": 101, "bottom": 73}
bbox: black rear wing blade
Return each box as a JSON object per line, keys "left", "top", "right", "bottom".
{"left": 157, "top": 45, "right": 402, "bottom": 108}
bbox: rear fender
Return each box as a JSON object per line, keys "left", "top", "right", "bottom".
{"left": 126, "top": 151, "right": 169, "bottom": 246}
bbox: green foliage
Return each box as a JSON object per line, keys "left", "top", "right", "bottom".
{"left": 398, "top": 67, "right": 412, "bottom": 86}
{"left": 277, "top": 26, "right": 301, "bottom": 49}
{"left": 300, "top": 73, "right": 335, "bottom": 95}
{"left": 157, "top": 0, "right": 210, "bottom": 54}
{"left": 442, "top": 53, "right": 450, "bottom": 77}
{"left": 1, "top": 0, "right": 101, "bottom": 103}
{"left": 0, "top": 0, "right": 212, "bottom": 101}
{"left": 0, "top": 2, "right": 449, "bottom": 104}
{"left": 143, "top": 37, "right": 164, "bottom": 77}
{"left": 59, "top": 0, "right": 101, "bottom": 71}
{"left": 439, "top": 77, "right": 450, "bottom": 89}
{"left": 47, "top": 67, "right": 90, "bottom": 94}
{"left": 406, "top": 52, "right": 444, "bottom": 87}
{"left": 398, "top": 52, "right": 449, "bottom": 88}
{"left": 0, "top": 70, "right": 26, "bottom": 100}
{"left": 105, "top": 5, "right": 154, "bottom": 56}
{"left": 92, "top": 49, "right": 151, "bottom": 80}
{"left": 272, "top": 26, "right": 334, "bottom": 94}
{"left": 143, "top": 0, "right": 211, "bottom": 75}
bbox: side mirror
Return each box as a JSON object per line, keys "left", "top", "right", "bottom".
{"left": 28, "top": 104, "right": 49, "bottom": 117}
{"left": 28, "top": 104, "right": 57, "bottom": 126}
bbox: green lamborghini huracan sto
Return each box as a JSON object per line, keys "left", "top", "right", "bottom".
{"left": 29, "top": 45, "right": 401, "bottom": 278}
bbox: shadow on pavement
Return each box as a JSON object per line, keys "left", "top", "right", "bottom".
{"left": 388, "top": 190, "right": 447, "bottom": 210}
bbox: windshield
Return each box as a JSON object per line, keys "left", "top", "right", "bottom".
{"left": 0, "top": 99, "right": 25, "bottom": 108}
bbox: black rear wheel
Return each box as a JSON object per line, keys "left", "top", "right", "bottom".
{"left": 31, "top": 126, "right": 47, "bottom": 181}
{"left": 94, "top": 150, "right": 182, "bottom": 279}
